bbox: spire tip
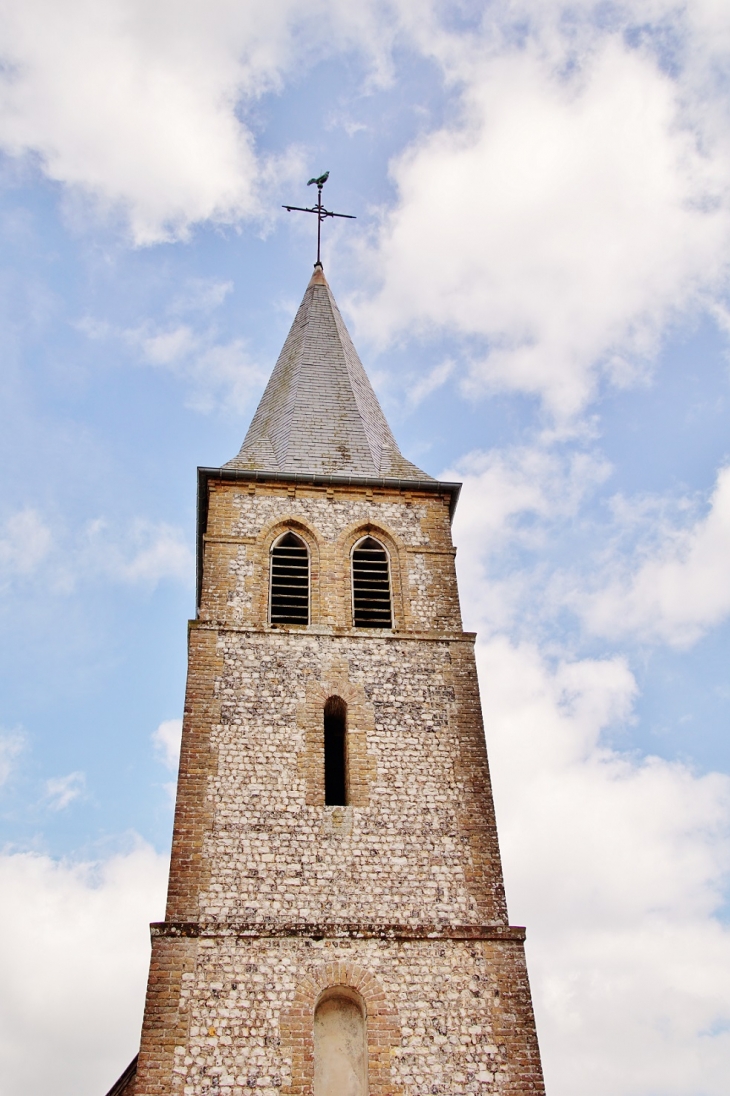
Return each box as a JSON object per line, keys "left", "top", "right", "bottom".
{"left": 308, "top": 263, "right": 328, "bottom": 287}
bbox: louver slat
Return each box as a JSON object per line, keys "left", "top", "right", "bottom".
{"left": 352, "top": 538, "right": 392, "bottom": 628}
{"left": 270, "top": 534, "right": 309, "bottom": 624}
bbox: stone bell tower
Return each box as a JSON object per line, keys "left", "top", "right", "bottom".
{"left": 115, "top": 263, "right": 544, "bottom": 1096}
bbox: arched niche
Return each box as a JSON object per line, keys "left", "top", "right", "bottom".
{"left": 313, "top": 986, "right": 368, "bottom": 1096}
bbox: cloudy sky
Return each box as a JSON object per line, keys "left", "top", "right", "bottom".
{"left": 0, "top": 1, "right": 729, "bottom": 1093}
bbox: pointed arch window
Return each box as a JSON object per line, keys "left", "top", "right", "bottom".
{"left": 269, "top": 532, "right": 310, "bottom": 625}
{"left": 351, "top": 537, "right": 392, "bottom": 628}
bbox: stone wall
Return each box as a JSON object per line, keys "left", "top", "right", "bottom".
{"left": 138, "top": 933, "right": 543, "bottom": 1096}
{"left": 187, "top": 628, "right": 506, "bottom": 927}
{"left": 133, "top": 478, "right": 544, "bottom": 1095}
{"left": 199, "top": 482, "right": 461, "bottom": 634}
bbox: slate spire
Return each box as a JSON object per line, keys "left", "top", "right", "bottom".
{"left": 226, "top": 265, "right": 430, "bottom": 479}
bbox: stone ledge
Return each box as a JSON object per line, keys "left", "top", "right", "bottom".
{"left": 203, "top": 533, "right": 257, "bottom": 544}
{"left": 188, "top": 620, "right": 478, "bottom": 643}
{"left": 150, "top": 921, "right": 526, "bottom": 942}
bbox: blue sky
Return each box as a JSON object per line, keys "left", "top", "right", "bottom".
{"left": 0, "top": 2, "right": 729, "bottom": 1093}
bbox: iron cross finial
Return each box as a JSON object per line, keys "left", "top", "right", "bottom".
{"left": 283, "top": 172, "right": 356, "bottom": 267}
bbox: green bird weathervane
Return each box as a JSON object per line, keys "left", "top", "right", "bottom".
{"left": 283, "top": 171, "right": 356, "bottom": 267}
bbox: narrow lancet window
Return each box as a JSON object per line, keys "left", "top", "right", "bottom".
{"left": 269, "top": 532, "right": 309, "bottom": 625}
{"left": 313, "top": 989, "right": 368, "bottom": 1096}
{"left": 324, "top": 696, "right": 347, "bottom": 806}
{"left": 352, "top": 537, "right": 392, "bottom": 628}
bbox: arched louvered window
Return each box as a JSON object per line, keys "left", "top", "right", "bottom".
{"left": 269, "top": 532, "right": 310, "bottom": 625}
{"left": 352, "top": 536, "right": 392, "bottom": 628}
{"left": 324, "top": 696, "right": 347, "bottom": 806}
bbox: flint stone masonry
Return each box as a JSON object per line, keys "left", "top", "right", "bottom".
{"left": 136, "top": 936, "right": 542, "bottom": 1096}
{"left": 196, "top": 629, "right": 502, "bottom": 925}
{"left": 129, "top": 265, "right": 544, "bottom": 1096}
{"left": 200, "top": 483, "right": 461, "bottom": 635}
{"left": 229, "top": 490, "right": 432, "bottom": 544}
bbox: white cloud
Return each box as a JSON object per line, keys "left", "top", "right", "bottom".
{"left": 445, "top": 435, "right": 730, "bottom": 1087}
{"left": 135, "top": 322, "right": 198, "bottom": 365}
{"left": 479, "top": 635, "right": 730, "bottom": 1096}
{"left": 0, "top": 730, "right": 24, "bottom": 786}
{"left": 170, "top": 278, "right": 234, "bottom": 315}
{"left": 0, "top": 843, "right": 168, "bottom": 1096}
{"left": 129, "top": 324, "right": 268, "bottom": 414}
{"left": 152, "top": 718, "right": 182, "bottom": 772}
{"left": 0, "top": 508, "right": 52, "bottom": 587}
{"left": 0, "top": 0, "right": 406, "bottom": 244}
{"left": 44, "top": 770, "right": 86, "bottom": 811}
{"left": 406, "top": 358, "right": 455, "bottom": 406}
{"left": 0, "top": 508, "right": 192, "bottom": 596}
{"left": 0, "top": 0, "right": 728, "bottom": 301}
{"left": 448, "top": 443, "right": 730, "bottom": 651}
{"left": 575, "top": 465, "right": 730, "bottom": 648}
{"left": 81, "top": 517, "right": 192, "bottom": 587}
{"left": 355, "top": 28, "right": 730, "bottom": 417}
{"left": 0, "top": 506, "right": 191, "bottom": 596}
{"left": 446, "top": 442, "right": 610, "bottom": 632}
{"left": 80, "top": 293, "right": 269, "bottom": 413}
{"left": 152, "top": 718, "right": 182, "bottom": 806}
{"left": 0, "top": 0, "right": 275, "bottom": 243}
{"left": 449, "top": 443, "right": 609, "bottom": 546}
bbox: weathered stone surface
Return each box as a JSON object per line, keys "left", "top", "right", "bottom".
{"left": 131, "top": 478, "right": 543, "bottom": 1095}
{"left": 130, "top": 268, "right": 543, "bottom": 1096}
{"left": 194, "top": 629, "right": 503, "bottom": 926}
{"left": 199, "top": 482, "right": 461, "bottom": 635}
{"left": 138, "top": 935, "right": 543, "bottom": 1096}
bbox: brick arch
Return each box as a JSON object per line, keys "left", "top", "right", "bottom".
{"left": 296, "top": 657, "right": 376, "bottom": 808}
{"left": 254, "top": 515, "right": 324, "bottom": 626}
{"left": 337, "top": 521, "right": 406, "bottom": 632}
{"left": 280, "top": 959, "right": 403, "bottom": 1096}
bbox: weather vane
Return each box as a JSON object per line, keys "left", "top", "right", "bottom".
{"left": 283, "top": 171, "right": 356, "bottom": 267}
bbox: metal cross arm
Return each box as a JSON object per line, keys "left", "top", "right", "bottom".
{"left": 282, "top": 171, "right": 356, "bottom": 267}
{"left": 282, "top": 203, "right": 356, "bottom": 219}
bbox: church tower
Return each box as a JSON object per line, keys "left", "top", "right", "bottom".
{"left": 122, "top": 263, "right": 545, "bottom": 1096}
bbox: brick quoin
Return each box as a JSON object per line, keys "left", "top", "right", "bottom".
{"left": 113, "top": 264, "right": 545, "bottom": 1096}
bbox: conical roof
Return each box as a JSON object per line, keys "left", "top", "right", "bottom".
{"left": 225, "top": 265, "right": 430, "bottom": 480}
